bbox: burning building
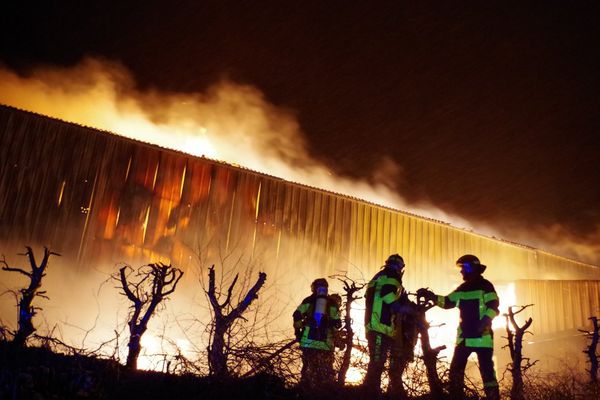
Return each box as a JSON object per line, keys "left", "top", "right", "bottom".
{"left": 1, "top": 103, "right": 599, "bottom": 345}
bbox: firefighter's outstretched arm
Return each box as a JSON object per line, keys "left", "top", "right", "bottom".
{"left": 417, "top": 287, "right": 457, "bottom": 309}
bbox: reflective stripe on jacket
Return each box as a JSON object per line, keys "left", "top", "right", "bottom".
{"left": 437, "top": 276, "right": 499, "bottom": 348}
{"left": 293, "top": 295, "right": 341, "bottom": 350}
{"left": 364, "top": 267, "right": 403, "bottom": 337}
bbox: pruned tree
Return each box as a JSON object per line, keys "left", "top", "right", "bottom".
{"left": 413, "top": 291, "right": 446, "bottom": 398}
{"left": 503, "top": 304, "right": 538, "bottom": 400}
{"left": 206, "top": 264, "right": 267, "bottom": 378}
{"left": 1, "top": 246, "right": 59, "bottom": 347}
{"left": 116, "top": 262, "right": 183, "bottom": 369}
{"left": 578, "top": 316, "right": 599, "bottom": 382}
{"left": 331, "top": 273, "right": 365, "bottom": 385}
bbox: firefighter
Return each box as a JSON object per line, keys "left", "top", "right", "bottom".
{"left": 363, "top": 254, "right": 414, "bottom": 397}
{"left": 293, "top": 278, "right": 341, "bottom": 389}
{"left": 418, "top": 254, "right": 501, "bottom": 400}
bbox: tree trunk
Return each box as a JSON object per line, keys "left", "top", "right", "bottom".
{"left": 13, "top": 297, "right": 35, "bottom": 347}
{"left": 505, "top": 305, "right": 534, "bottom": 400}
{"left": 2, "top": 247, "right": 58, "bottom": 347}
{"left": 126, "top": 333, "right": 142, "bottom": 369}
{"left": 209, "top": 324, "right": 228, "bottom": 378}
{"left": 206, "top": 266, "right": 266, "bottom": 378}
{"left": 337, "top": 303, "right": 354, "bottom": 385}
{"left": 416, "top": 307, "right": 445, "bottom": 398}
{"left": 510, "top": 330, "right": 525, "bottom": 400}
{"left": 590, "top": 318, "right": 599, "bottom": 382}
{"left": 581, "top": 317, "right": 599, "bottom": 382}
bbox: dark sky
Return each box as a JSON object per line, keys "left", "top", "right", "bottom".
{"left": 2, "top": 2, "right": 600, "bottom": 261}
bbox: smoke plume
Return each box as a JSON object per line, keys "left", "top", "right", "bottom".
{"left": 1, "top": 58, "right": 598, "bottom": 266}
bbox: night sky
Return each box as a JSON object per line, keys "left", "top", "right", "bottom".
{"left": 2, "top": 2, "right": 599, "bottom": 263}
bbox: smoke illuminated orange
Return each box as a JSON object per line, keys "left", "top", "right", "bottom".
{"left": 0, "top": 58, "right": 473, "bottom": 228}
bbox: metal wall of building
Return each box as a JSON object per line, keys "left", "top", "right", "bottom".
{"left": 1, "top": 105, "right": 599, "bottom": 334}
{"left": 516, "top": 279, "right": 600, "bottom": 334}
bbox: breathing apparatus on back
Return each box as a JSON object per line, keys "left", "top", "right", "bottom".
{"left": 311, "top": 278, "right": 329, "bottom": 328}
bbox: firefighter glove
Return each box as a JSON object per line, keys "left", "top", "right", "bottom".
{"left": 416, "top": 288, "right": 436, "bottom": 301}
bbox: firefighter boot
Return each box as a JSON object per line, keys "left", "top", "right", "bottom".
{"left": 484, "top": 385, "right": 500, "bottom": 400}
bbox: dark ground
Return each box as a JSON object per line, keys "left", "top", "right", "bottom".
{"left": 2, "top": 340, "right": 598, "bottom": 400}
{"left": 0, "top": 341, "right": 291, "bottom": 400}
{"left": 0, "top": 341, "right": 370, "bottom": 400}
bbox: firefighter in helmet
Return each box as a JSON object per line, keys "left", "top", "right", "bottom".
{"left": 363, "top": 254, "right": 415, "bottom": 397}
{"left": 293, "top": 278, "right": 341, "bottom": 388}
{"left": 418, "top": 254, "right": 500, "bottom": 400}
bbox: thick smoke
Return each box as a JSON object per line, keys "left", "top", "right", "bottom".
{"left": 0, "top": 59, "right": 471, "bottom": 225}
{"left": 520, "top": 224, "right": 600, "bottom": 266}
{"left": 0, "top": 58, "right": 598, "bottom": 267}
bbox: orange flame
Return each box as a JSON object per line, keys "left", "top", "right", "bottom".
{"left": 0, "top": 58, "right": 474, "bottom": 229}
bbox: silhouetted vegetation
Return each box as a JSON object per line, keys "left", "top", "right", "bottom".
{"left": 205, "top": 264, "right": 267, "bottom": 378}
{"left": 115, "top": 262, "right": 183, "bottom": 369}
{"left": 331, "top": 273, "right": 364, "bottom": 386}
{"left": 0, "top": 248, "right": 599, "bottom": 399}
{"left": 579, "top": 316, "right": 599, "bottom": 382}
{"left": 503, "top": 304, "right": 538, "bottom": 400}
{"left": 1, "top": 246, "right": 59, "bottom": 347}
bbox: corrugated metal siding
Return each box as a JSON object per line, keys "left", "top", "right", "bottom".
{"left": 1, "top": 105, "right": 600, "bottom": 333}
{"left": 516, "top": 280, "right": 600, "bottom": 334}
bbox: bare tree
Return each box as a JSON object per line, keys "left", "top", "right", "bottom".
{"left": 579, "top": 316, "right": 599, "bottom": 382}
{"left": 331, "top": 274, "right": 365, "bottom": 385}
{"left": 1, "top": 246, "right": 59, "bottom": 347}
{"left": 206, "top": 264, "right": 267, "bottom": 378}
{"left": 116, "top": 262, "right": 183, "bottom": 369}
{"left": 413, "top": 291, "right": 446, "bottom": 398}
{"left": 503, "top": 304, "right": 538, "bottom": 400}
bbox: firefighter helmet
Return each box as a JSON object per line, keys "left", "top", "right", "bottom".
{"left": 311, "top": 278, "right": 329, "bottom": 293}
{"left": 456, "top": 254, "right": 486, "bottom": 274}
{"left": 385, "top": 254, "right": 405, "bottom": 269}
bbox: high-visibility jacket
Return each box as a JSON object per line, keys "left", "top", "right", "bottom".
{"left": 436, "top": 276, "right": 499, "bottom": 348}
{"left": 293, "top": 294, "right": 341, "bottom": 351}
{"left": 365, "top": 267, "right": 404, "bottom": 337}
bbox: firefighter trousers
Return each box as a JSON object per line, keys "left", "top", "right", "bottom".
{"left": 449, "top": 344, "right": 499, "bottom": 400}
{"left": 300, "top": 347, "right": 335, "bottom": 389}
{"left": 363, "top": 331, "right": 411, "bottom": 398}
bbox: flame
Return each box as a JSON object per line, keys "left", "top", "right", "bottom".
{"left": 494, "top": 282, "right": 517, "bottom": 330}
{"left": 136, "top": 334, "right": 194, "bottom": 372}
{"left": 2, "top": 57, "right": 600, "bottom": 270}
{"left": 4, "top": 58, "right": 597, "bottom": 266}
{"left": 345, "top": 366, "right": 366, "bottom": 385}
{"left": 345, "top": 305, "right": 368, "bottom": 384}
{"left": 0, "top": 58, "right": 476, "bottom": 229}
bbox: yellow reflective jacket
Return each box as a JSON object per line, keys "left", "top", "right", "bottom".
{"left": 437, "top": 276, "right": 499, "bottom": 348}
{"left": 364, "top": 267, "right": 404, "bottom": 337}
{"left": 293, "top": 294, "right": 341, "bottom": 350}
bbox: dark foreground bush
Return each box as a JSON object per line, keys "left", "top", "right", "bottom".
{"left": 0, "top": 341, "right": 290, "bottom": 400}
{"left": 517, "top": 373, "right": 600, "bottom": 400}
{"left": 2, "top": 341, "right": 598, "bottom": 399}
